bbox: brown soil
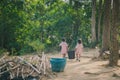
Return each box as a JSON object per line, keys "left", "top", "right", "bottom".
{"left": 48, "top": 48, "right": 120, "bottom": 80}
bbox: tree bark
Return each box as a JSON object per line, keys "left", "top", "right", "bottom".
{"left": 109, "top": 0, "right": 120, "bottom": 66}
{"left": 99, "top": 0, "right": 111, "bottom": 56}
{"left": 97, "top": 0, "right": 103, "bottom": 41}
{"left": 91, "top": 0, "right": 97, "bottom": 43}
{"left": 69, "top": 0, "right": 72, "bottom": 5}
{"left": 71, "top": 1, "right": 80, "bottom": 47}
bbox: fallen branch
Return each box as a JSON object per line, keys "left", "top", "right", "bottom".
{"left": 0, "top": 54, "right": 54, "bottom": 80}
{"left": 0, "top": 65, "right": 20, "bottom": 75}
{"left": 17, "top": 57, "right": 41, "bottom": 74}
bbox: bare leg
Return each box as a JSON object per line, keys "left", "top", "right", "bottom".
{"left": 78, "top": 54, "right": 81, "bottom": 62}
{"left": 76, "top": 54, "right": 78, "bottom": 60}
{"left": 62, "top": 54, "right": 66, "bottom": 58}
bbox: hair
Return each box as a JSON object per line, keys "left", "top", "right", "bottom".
{"left": 62, "top": 38, "right": 65, "bottom": 42}
{"left": 78, "top": 39, "right": 82, "bottom": 44}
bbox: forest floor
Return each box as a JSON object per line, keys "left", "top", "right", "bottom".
{"left": 47, "top": 48, "right": 120, "bottom": 80}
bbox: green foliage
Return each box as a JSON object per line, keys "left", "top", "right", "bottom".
{"left": 0, "top": 0, "right": 92, "bottom": 54}
{"left": 29, "top": 39, "right": 45, "bottom": 53}
{"left": 0, "top": 48, "right": 7, "bottom": 55}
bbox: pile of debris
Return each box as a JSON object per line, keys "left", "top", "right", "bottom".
{"left": 0, "top": 52, "right": 56, "bottom": 80}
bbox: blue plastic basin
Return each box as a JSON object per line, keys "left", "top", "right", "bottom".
{"left": 50, "top": 58, "right": 66, "bottom": 72}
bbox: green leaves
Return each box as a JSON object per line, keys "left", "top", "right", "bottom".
{"left": 0, "top": 0, "right": 92, "bottom": 54}
{"left": 29, "top": 39, "right": 45, "bottom": 52}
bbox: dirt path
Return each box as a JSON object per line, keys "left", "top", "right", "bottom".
{"left": 48, "top": 49, "right": 120, "bottom": 80}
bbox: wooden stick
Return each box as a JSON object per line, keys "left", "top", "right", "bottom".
{"left": 17, "top": 68, "right": 19, "bottom": 77}
{"left": 29, "top": 69, "right": 34, "bottom": 75}
{"left": 43, "top": 54, "right": 46, "bottom": 74}
{"left": 0, "top": 55, "right": 7, "bottom": 62}
{"left": 7, "top": 67, "right": 13, "bottom": 79}
{"left": 0, "top": 64, "right": 6, "bottom": 69}
{"left": 21, "top": 66, "right": 25, "bottom": 79}
{"left": 0, "top": 65, "right": 20, "bottom": 75}
{"left": 17, "top": 57, "right": 41, "bottom": 74}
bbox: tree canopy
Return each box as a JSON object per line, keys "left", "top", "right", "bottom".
{"left": 0, "top": 0, "right": 92, "bottom": 54}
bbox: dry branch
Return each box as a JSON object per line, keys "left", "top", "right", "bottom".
{"left": 0, "top": 53, "right": 54, "bottom": 80}
{"left": 17, "top": 57, "right": 41, "bottom": 74}
{"left": 0, "top": 65, "right": 20, "bottom": 75}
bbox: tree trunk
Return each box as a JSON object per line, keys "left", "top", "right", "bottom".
{"left": 97, "top": 0, "right": 103, "bottom": 41}
{"left": 91, "top": 0, "right": 97, "bottom": 44}
{"left": 69, "top": 0, "right": 72, "bottom": 5}
{"left": 99, "top": 0, "right": 111, "bottom": 56}
{"left": 71, "top": 1, "right": 80, "bottom": 48}
{"left": 109, "top": 0, "right": 119, "bottom": 66}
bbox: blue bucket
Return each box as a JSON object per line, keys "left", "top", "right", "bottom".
{"left": 50, "top": 58, "right": 66, "bottom": 72}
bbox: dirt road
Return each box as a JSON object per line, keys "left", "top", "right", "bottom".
{"left": 48, "top": 49, "right": 120, "bottom": 80}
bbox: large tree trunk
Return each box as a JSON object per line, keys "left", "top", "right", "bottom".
{"left": 91, "top": 0, "right": 97, "bottom": 43}
{"left": 109, "top": 0, "right": 119, "bottom": 66}
{"left": 99, "top": 0, "right": 111, "bottom": 56}
{"left": 97, "top": 0, "right": 103, "bottom": 41}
